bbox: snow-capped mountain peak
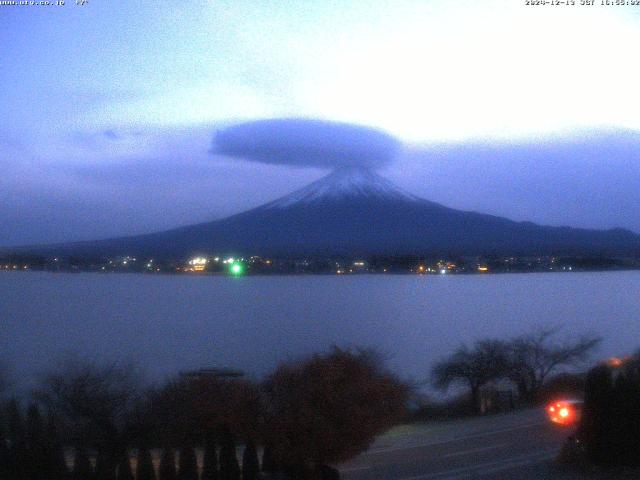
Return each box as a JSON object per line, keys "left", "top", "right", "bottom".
{"left": 265, "top": 167, "right": 421, "bottom": 209}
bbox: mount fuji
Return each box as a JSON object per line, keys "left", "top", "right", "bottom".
{"left": 13, "top": 167, "right": 640, "bottom": 258}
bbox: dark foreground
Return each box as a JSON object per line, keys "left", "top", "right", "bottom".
{"left": 339, "top": 409, "right": 574, "bottom": 480}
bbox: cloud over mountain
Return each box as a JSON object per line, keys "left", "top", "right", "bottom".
{"left": 214, "top": 118, "right": 401, "bottom": 169}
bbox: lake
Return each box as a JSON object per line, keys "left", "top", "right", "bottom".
{"left": 1, "top": 271, "right": 639, "bottom": 392}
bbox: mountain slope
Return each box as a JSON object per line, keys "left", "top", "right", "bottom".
{"left": 12, "top": 167, "right": 640, "bottom": 258}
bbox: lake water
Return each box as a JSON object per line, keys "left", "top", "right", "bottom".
{"left": 2, "top": 271, "right": 639, "bottom": 392}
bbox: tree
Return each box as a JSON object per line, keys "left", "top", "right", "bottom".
{"left": 44, "top": 411, "right": 69, "bottom": 480}
{"left": 116, "top": 454, "right": 133, "bottom": 480}
{"left": 158, "top": 448, "right": 176, "bottom": 480}
{"left": 25, "top": 403, "right": 46, "bottom": 480}
{"left": 0, "top": 409, "right": 10, "bottom": 480}
{"left": 610, "top": 363, "right": 640, "bottom": 464}
{"left": 262, "top": 347, "right": 408, "bottom": 477}
{"left": 578, "top": 357, "right": 640, "bottom": 465}
{"left": 201, "top": 437, "right": 218, "bottom": 480}
{"left": 218, "top": 428, "right": 239, "bottom": 480}
{"left": 136, "top": 447, "right": 155, "bottom": 480}
{"left": 260, "top": 444, "right": 276, "bottom": 474}
{"left": 35, "top": 358, "right": 145, "bottom": 478}
{"left": 7, "top": 399, "right": 27, "bottom": 480}
{"left": 74, "top": 447, "right": 93, "bottom": 480}
{"left": 95, "top": 449, "right": 116, "bottom": 480}
{"left": 150, "top": 375, "right": 260, "bottom": 447}
{"left": 506, "top": 328, "right": 601, "bottom": 402}
{"left": 432, "top": 340, "right": 508, "bottom": 414}
{"left": 241, "top": 439, "right": 259, "bottom": 480}
{"left": 178, "top": 445, "right": 197, "bottom": 480}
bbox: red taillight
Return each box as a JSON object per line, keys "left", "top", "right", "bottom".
{"left": 547, "top": 401, "right": 577, "bottom": 425}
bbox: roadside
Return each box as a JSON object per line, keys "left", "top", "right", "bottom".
{"left": 339, "top": 408, "right": 566, "bottom": 480}
{"left": 340, "top": 407, "right": 640, "bottom": 479}
{"left": 479, "top": 459, "right": 640, "bottom": 480}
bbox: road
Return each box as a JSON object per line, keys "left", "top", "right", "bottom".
{"left": 339, "top": 408, "right": 570, "bottom": 480}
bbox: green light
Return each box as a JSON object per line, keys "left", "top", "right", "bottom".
{"left": 230, "top": 262, "right": 243, "bottom": 275}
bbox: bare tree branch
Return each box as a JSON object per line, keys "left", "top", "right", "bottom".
{"left": 431, "top": 340, "right": 509, "bottom": 413}
{"left": 506, "top": 327, "right": 601, "bottom": 402}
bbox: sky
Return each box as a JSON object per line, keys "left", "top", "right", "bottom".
{"left": 1, "top": 0, "right": 640, "bottom": 246}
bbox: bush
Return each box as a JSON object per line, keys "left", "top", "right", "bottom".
{"left": 158, "top": 448, "right": 177, "bottom": 480}
{"left": 150, "top": 376, "right": 260, "bottom": 446}
{"left": 117, "top": 454, "right": 133, "bottom": 480}
{"left": 218, "top": 428, "right": 240, "bottom": 480}
{"left": 136, "top": 447, "right": 155, "bottom": 480}
{"left": 261, "top": 444, "right": 276, "bottom": 474}
{"left": 578, "top": 357, "right": 640, "bottom": 465}
{"left": 96, "top": 449, "right": 116, "bottom": 480}
{"left": 178, "top": 445, "right": 197, "bottom": 480}
{"left": 201, "top": 437, "right": 218, "bottom": 480}
{"left": 6, "top": 399, "right": 27, "bottom": 479}
{"left": 0, "top": 415, "right": 10, "bottom": 479}
{"left": 241, "top": 439, "right": 259, "bottom": 480}
{"left": 46, "top": 413, "right": 71, "bottom": 480}
{"left": 410, "top": 392, "right": 479, "bottom": 421}
{"left": 262, "top": 347, "right": 408, "bottom": 476}
{"left": 74, "top": 447, "right": 94, "bottom": 480}
{"left": 538, "top": 372, "right": 585, "bottom": 404}
{"left": 35, "top": 358, "right": 143, "bottom": 478}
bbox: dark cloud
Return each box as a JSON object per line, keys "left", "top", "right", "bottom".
{"left": 2, "top": 124, "right": 639, "bottom": 246}
{"left": 214, "top": 118, "right": 401, "bottom": 169}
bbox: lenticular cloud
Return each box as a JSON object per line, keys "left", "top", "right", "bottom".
{"left": 213, "top": 118, "right": 400, "bottom": 170}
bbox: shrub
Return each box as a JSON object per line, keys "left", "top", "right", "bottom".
{"left": 0, "top": 415, "right": 10, "bottom": 479}
{"left": 117, "top": 454, "right": 133, "bottom": 480}
{"left": 136, "top": 447, "right": 155, "bottom": 480}
{"left": 538, "top": 372, "right": 585, "bottom": 404}
{"left": 6, "top": 399, "right": 27, "bottom": 479}
{"left": 158, "top": 448, "right": 177, "bottom": 480}
{"left": 218, "top": 428, "right": 240, "bottom": 480}
{"left": 241, "top": 439, "right": 259, "bottom": 480}
{"left": 178, "top": 445, "right": 198, "bottom": 480}
{"left": 96, "top": 449, "right": 116, "bottom": 480}
{"left": 150, "top": 376, "right": 260, "bottom": 446}
{"left": 201, "top": 437, "right": 218, "bottom": 480}
{"left": 578, "top": 357, "right": 640, "bottom": 465}
{"left": 74, "top": 447, "right": 94, "bottom": 480}
{"left": 45, "top": 413, "right": 71, "bottom": 480}
{"left": 262, "top": 347, "right": 408, "bottom": 476}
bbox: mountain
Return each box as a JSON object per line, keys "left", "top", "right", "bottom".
{"left": 11, "top": 167, "right": 640, "bottom": 258}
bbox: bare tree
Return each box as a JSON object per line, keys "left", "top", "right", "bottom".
{"left": 506, "top": 327, "right": 601, "bottom": 402}
{"left": 432, "top": 340, "right": 509, "bottom": 414}
{"left": 34, "top": 357, "right": 145, "bottom": 478}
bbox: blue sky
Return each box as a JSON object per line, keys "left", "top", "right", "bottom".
{"left": 1, "top": 0, "right": 640, "bottom": 245}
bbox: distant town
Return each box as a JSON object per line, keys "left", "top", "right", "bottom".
{"left": 1, "top": 253, "right": 639, "bottom": 275}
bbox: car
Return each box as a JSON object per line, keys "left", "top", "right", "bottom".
{"left": 547, "top": 399, "right": 583, "bottom": 426}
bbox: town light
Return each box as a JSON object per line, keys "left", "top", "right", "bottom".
{"left": 188, "top": 256, "right": 207, "bottom": 272}
{"left": 230, "top": 262, "right": 244, "bottom": 276}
